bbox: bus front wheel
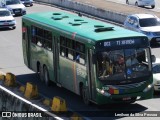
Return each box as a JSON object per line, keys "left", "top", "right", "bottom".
{"left": 43, "top": 66, "right": 50, "bottom": 86}
{"left": 81, "top": 86, "right": 90, "bottom": 105}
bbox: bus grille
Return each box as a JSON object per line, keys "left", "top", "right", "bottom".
{"left": 106, "top": 81, "right": 146, "bottom": 90}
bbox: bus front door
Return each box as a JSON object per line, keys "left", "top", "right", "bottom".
{"left": 87, "top": 49, "right": 96, "bottom": 101}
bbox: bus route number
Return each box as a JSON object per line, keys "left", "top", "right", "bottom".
{"left": 104, "top": 42, "right": 111, "bottom": 47}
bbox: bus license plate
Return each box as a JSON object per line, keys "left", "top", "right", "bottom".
{"left": 122, "top": 97, "right": 131, "bottom": 101}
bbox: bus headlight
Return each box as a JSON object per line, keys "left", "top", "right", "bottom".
{"left": 143, "top": 84, "right": 153, "bottom": 93}
{"left": 96, "top": 88, "right": 111, "bottom": 97}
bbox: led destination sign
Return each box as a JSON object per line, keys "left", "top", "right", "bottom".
{"left": 96, "top": 38, "right": 149, "bottom": 49}
{"left": 104, "top": 39, "right": 135, "bottom": 47}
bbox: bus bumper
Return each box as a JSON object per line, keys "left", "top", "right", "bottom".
{"left": 96, "top": 86, "right": 154, "bottom": 105}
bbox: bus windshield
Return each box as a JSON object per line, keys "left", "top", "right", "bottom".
{"left": 97, "top": 48, "right": 152, "bottom": 82}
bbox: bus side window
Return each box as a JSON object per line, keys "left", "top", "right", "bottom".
{"left": 44, "top": 40, "right": 52, "bottom": 51}
{"left": 68, "top": 49, "right": 74, "bottom": 60}
{"left": 75, "top": 52, "right": 80, "bottom": 62}
{"left": 43, "top": 30, "right": 52, "bottom": 51}
{"left": 59, "top": 36, "right": 85, "bottom": 64}
{"left": 66, "top": 38, "right": 74, "bottom": 60}
{"left": 31, "top": 26, "right": 37, "bottom": 44}
{"left": 36, "top": 37, "right": 43, "bottom": 47}
{"left": 60, "top": 36, "right": 66, "bottom": 57}
{"left": 60, "top": 46, "right": 65, "bottom": 57}
{"left": 79, "top": 54, "right": 85, "bottom": 64}
{"left": 75, "top": 41, "right": 85, "bottom": 64}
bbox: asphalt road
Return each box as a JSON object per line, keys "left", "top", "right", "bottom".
{"left": 0, "top": 3, "right": 160, "bottom": 120}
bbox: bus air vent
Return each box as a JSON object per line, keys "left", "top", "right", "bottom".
{"left": 74, "top": 19, "right": 84, "bottom": 22}
{"left": 74, "top": 19, "right": 88, "bottom": 24}
{"left": 51, "top": 17, "right": 63, "bottom": 20}
{"left": 51, "top": 16, "right": 69, "bottom": 20}
{"left": 94, "top": 25, "right": 105, "bottom": 28}
{"left": 62, "top": 16, "right": 69, "bottom": 18}
{"left": 94, "top": 27, "right": 114, "bottom": 32}
{"left": 81, "top": 22, "right": 88, "bottom": 23}
{"left": 53, "top": 13, "right": 61, "bottom": 15}
{"left": 69, "top": 22, "right": 82, "bottom": 26}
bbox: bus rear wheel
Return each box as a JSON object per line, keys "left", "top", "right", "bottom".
{"left": 81, "top": 86, "right": 90, "bottom": 105}
{"left": 37, "top": 63, "right": 44, "bottom": 82}
{"left": 43, "top": 66, "right": 50, "bottom": 86}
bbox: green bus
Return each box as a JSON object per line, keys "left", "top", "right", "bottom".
{"left": 22, "top": 12, "right": 154, "bottom": 105}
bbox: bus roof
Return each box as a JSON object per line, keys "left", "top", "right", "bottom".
{"left": 23, "top": 12, "right": 146, "bottom": 41}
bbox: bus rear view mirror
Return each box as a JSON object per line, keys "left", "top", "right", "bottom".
{"left": 151, "top": 55, "right": 156, "bottom": 63}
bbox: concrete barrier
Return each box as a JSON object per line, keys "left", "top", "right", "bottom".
{"left": 34, "top": 0, "right": 127, "bottom": 24}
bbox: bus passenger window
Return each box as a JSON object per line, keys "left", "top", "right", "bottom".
{"left": 79, "top": 54, "right": 85, "bottom": 64}
{"left": 67, "top": 38, "right": 75, "bottom": 49}
{"left": 37, "top": 28, "right": 43, "bottom": 37}
{"left": 32, "top": 36, "right": 37, "bottom": 44}
{"left": 75, "top": 52, "right": 85, "bottom": 65}
{"left": 44, "top": 30, "right": 52, "bottom": 39}
{"left": 44, "top": 40, "right": 52, "bottom": 51}
{"left": 60, "top": 36, "right": 66, "bottom": 46}
{"left": 76, "top": 42, "right": 85, "bottom": 53}
{"left": 60, "top": 36, "right": 66, "bottom": 57}
{"left": 68, "top": 49, "right": 74, "bottom": 60}
{"left": 75, "top": 52, "right": 80, "bottom": 62}
{"left": 60, "top": 46, "right": 65, "bottom": 57}
{"left": 36, "top": 37, "right": 43, "bottom": 47}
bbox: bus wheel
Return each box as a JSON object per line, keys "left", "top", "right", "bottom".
{"left": 37, "top": 63, "right": 43, "bottom": 82}
{"left": 43, "top": 66, "right": 50, "bottom": 86}
{"left": 81, "top": 86, "right": 90, "bottom": 105}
